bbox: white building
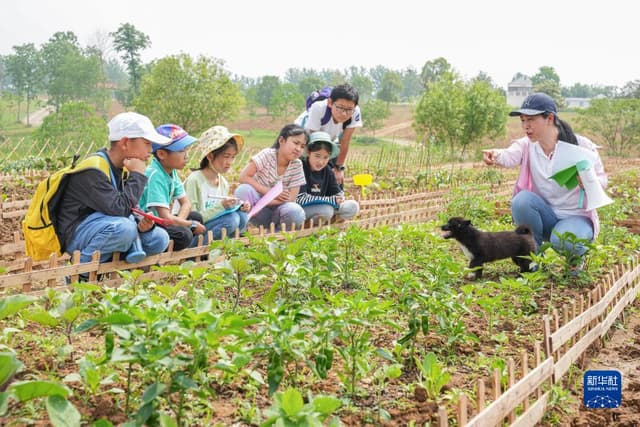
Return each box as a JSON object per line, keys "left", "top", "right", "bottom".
{"left": 565, "top": 97, "right": 591, "bottom": 109}
{"left": 507, "top": 77, "right": 533, "bottom": 107}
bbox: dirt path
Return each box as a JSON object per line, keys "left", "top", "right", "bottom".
{"left": 22, "top": 106, "right": 53, "bottom": 126}
{"left": 563, "top": 301, "right": 640, "bottom": 426}
{"left": 362, "top": 120, "right": 415, "bottom": 145}
{"left": 375, "top": 120, "right": 412, "bottom": 137}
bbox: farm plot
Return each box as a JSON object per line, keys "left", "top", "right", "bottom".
{"left": 1, "top": 165, "right": 640, "bottom": 426}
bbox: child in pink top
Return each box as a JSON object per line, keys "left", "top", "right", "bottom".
{"left": 234, "top": 124, "right": 307, "bottom": 230}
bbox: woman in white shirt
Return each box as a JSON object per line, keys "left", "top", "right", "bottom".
{"left": 483, "top": 93, "right": 608, "bottom": 272}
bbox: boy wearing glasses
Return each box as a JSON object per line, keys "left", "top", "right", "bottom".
{"left": 139, "top": 124, "right": 206, "bottom": 251}
{"left": 296, "top": 83, "right": 363, "bottom": 184}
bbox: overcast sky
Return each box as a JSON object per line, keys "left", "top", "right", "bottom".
{"left": 1, "top": 0, "right": 637, "bottom": 90}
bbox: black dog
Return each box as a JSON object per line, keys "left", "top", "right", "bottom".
{"left": 441, "top": 217, "right": 536, "bottom": 279}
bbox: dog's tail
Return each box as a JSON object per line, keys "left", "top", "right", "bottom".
{"left": 515, "top": 224, "right": 533, "bottom": 235}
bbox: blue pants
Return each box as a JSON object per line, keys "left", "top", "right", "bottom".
{"left": 205, "top": 210, "right": 248, "bottom": 240}
{"left": 302, "top": 200, "right": 359, "bottom": 223}
{"left": 234, "top": 184, "right": 305, "bottom": 230}
{"left": 67, "top": 212, "right": 169, "bottom": 263}
{"left": 511, "top": 190, "right": 593, "bottom": 257}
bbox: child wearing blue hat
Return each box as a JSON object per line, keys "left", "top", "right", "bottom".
{"left": 139, "top": 124, "right": 206, "bottom": 250}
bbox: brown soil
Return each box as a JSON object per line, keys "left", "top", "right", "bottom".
{"left": 0, "top": 182, "right": 36, "bottom": 245}
{"left": 561, "top": 302, "right": 640, "bottom": 427}
{"left": 2, "top": 108, "right": 639, "bottom": 425}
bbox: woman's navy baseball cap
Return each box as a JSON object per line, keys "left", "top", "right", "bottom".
{"left": 509, "top": 93, "right": 558, "bottom": 117}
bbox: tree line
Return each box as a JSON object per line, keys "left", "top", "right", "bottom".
{"left": 1, "top": 24, "right": 639, "bottom": 157}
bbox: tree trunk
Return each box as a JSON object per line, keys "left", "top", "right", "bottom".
{"left": 16, "top": 100, "right": 22, "bottom": 123}
{"left": 26, "top": 94, "right": 31, "bottom": 127}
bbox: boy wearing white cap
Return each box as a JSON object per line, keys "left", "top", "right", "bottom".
{"left": 58, "top": 112, "right": 171, "bottom": 266}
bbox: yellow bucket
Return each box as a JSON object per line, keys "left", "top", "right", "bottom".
{"left": 353, "top": 174, "right": 373, "bottom": 198}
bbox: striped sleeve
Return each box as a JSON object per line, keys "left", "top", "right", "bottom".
{"left": 284, "top": 159, "right": 306, "bottom": 189}
{"left": 296, "top": 192, "right": 338, "bottom": 208}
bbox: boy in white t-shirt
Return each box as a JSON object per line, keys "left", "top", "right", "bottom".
{"left": 295, "top": 84, "right": 363, "bottom": 184}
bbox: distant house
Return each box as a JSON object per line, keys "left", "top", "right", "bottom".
{"left": 507, "top": 77, "right": 533, "bottom": 107}
{"left": 564, "top": 97, "right": 591, "bottom": 109}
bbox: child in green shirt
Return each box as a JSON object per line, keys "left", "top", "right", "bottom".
{"left": 139, "top": 124, "right": 205, "bottom": 250}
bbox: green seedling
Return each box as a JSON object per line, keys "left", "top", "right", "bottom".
{"left": 414, "top": 352, "right": 451, "bottom": 401}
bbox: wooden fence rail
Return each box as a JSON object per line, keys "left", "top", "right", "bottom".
{"left": 0, "top": 161, "right": 639, "bottom": 424}
{"left": 0, "top": 182, "right": 513, "bottom": 264}
{"left": 436, "top": 256, "right": 640, "bottom": 426}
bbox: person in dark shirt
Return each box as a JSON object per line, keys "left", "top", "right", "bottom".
{"left": 58, "top": 112, "right": 171, "bottom": 264}
{"left": 296, "top": 131, "right": 359, "bottom": 223}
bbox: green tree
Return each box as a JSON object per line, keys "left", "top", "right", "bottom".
{"left": 531, "top": 66, "right": 560, "bottom": 85}
{"left": 401, "top": 67, "right": 423, "bottom": 101}
{"left": 346, "top": 66, "right": 373, "bottom": 102}
{"left": 619, "top": 80, "right": 640, "bottom": 99}
{"left": 104, "top": 57, "right": 129, "bottom": 106}
{"left": 414, "top": 72, "right": 507, "bottom": 159}
{"left": 420, "top": 57, "right": 452, "bottom": 90}
{"left": 361, "top": 99, "right": 390, "bottom": 139}
{"left": 43, "top": 47, "right": 105, "bottom": 112}
{"left": 377, "top": 71, "right": 403, "bottom": 104}
{"left": 5, "top": 43, "right": 42, "bottom": 125}
{"left": 414, "top": 72, "right": 464, "bottom": 157}
{"left": 269, "top": 83, "right": 304, "bottom": 121}
{"left": 40, "top": 31, "right": 84, "bottom": 111}
{"left": 284, "top": 67, "right": 319, "bottom": 85}
{"left": 511, "top": 72, "right": 529, "bottom": 81}
{"left": 318, "top": 69, "right": 346, "bottom": 86}
{"left": 350, "top": 74, "right": 374, "bottom": 103}
{"left": 0, "top": 94, "right": 10, "bottom": 139}
{"left": 534, "top": 80, "right": 565, "bottom": 109}
{"left": 34, "top": 101, "right": 107, "bottom": 149}
{"left": 110, "top": 23, "right": 151, "bottom": 103}
{"left": 562, "top": 83, "right": 618, "bottom": 98}
{"left": 562, "top": 82, "right": 591, "bottom": 98}
{"left": 243, "top": 85, "right": 260, "bottom": 117}
{"left": 297, "top": 76, "right": 325, "bottom": 99}
{"left": 133, "top": 53, "right": 243, "bottom": 133}
{"left": 459, "top": 79, "right": 508, "bottom": 157}
{"left": 255, "top": 75, "right": 281, "bottom": 112}
{"left": 531, "top": 66, "right": 564, "bottom": 108}
{"left": 0, "top": 56, "right": 10, "bottom": 92}
{"left": 577, "top": 98, "right": 640, "bottom": 156}
{"left": 369, "top": 65, "right": 391, "bottom": 93}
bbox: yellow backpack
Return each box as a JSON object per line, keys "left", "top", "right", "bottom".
{"left": 22, "top": 154, "right": 111, "bottom": 261}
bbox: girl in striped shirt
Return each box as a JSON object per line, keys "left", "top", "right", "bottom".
{"left": 235, "top": 124, "right": 307, "bottom": 230}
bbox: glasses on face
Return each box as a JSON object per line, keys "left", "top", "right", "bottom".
{"left": 333, "top": 104, "right": 355, "bottom": 115}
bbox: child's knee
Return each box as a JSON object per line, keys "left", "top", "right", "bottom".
{"left": 170, "top": 227, "right": 193, "bottom": 251}
{"left": 340, "top": 200, "right": 359, "bottom": 218}
{"left": 113, "top": 218, "right": 139, "bottom": 242}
